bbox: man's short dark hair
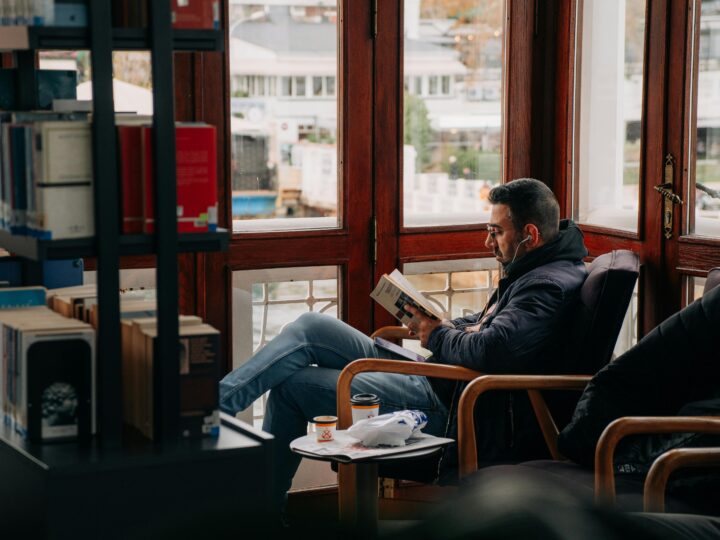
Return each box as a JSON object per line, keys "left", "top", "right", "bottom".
{"left": 488, "top": 178, "right": 560, "bottom": 241}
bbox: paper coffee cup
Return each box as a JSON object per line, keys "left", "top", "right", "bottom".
{"left": 313, "top": 415, "right": 337, "bottom": 443}
{"left": 350, "top": 393, "right": 380, "bottom": 424}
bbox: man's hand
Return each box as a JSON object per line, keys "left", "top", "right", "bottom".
{"left": 404, "top": 305, "right": 443, "bottom": 348}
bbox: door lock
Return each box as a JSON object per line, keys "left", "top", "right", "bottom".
{"left": 654, "top": 154, "right": 683, "bottom": 239}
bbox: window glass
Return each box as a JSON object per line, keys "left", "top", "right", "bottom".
{"left": 690, "top": 0, "right": 720, "bottom": 237}
{"left": 574, "top": 0, "right": 647, "bottom": 232}
{"left": 403, "top": 0, "right": 505, "bottom": 227}
{"left": 401, "top": 258, "right": 638, "bottom": 358}
{"left": 313, "top": 76, "right": 323, "bottom": 96}
{"left": 230, "top": 2, "right": 339, "bottom": 231}
{"left": 294, "top": 76, "right": 306, "bottom": 97}
{"left": 689, "top": 275, "right": 707, "bottom": 303}
{"left": 401, "top": 258, "right": 500, "bottom": 354}
{"left": 38, "top": 51, "right": 153, "bottom": 115}
{"left": 232, "top": 265, "right": 339, "bottom": 425}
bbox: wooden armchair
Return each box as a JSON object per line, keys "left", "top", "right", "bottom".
{"left": 455, "top": 267, "right": 720, "bottom": 515}
{"left": 335, "top": 250, "right": 639, "bottom": 520}
{"left": 457, "top": 375, "right": 720, "bottom": 513}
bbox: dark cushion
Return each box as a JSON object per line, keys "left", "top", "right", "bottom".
{"left": 563, "top": 250, "right": 639, "bottom": 374}
{"left": 558, "top": 285, "right": 720, "bottom": 468}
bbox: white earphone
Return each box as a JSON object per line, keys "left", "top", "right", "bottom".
{"left": 510, "top": 234, "right": 533, "bottom": 265}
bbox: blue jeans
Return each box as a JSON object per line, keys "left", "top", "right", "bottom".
{"left": 219, "top": 312, "right": 449, "bottom": 509}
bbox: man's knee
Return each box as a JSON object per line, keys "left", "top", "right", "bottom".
{"left": 267, "top": 367, "right": 339, "bottom": 414}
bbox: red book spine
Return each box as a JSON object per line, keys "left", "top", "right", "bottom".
{"left": 175, "top": 125, "right": 217, "bottom": 233}
{"left": 171, "top": 0, "right": 218, "bottom": 30}
{"left": 142, "top": 125, "right": 218, "bottom": 234}
{"left": 118, "top": 125, "right": 144, "bottom": 234}
{"left": 141, "top": 126, "right": 155, "bottom": 233}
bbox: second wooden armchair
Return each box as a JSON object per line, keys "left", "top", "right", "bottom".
{"left": 456, "top": 267, "right": 720, "bottom": 515}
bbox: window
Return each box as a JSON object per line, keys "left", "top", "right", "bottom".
{"left": 428, "top": 75, "right": 438, "bottom": 95}
{"left": 39, "top": 50, "right": 153, "bottom": 115}
{"left": 231, "top": 266, "right": 339, "bottom": 427}
{"left": 441, "top": 75, "right": 451, "bottom": 95}
{"left": 281, "top": 76, "right": 292, "bottom": 96}
{"left": 294, "top": 76, "right": 306, "bottom": 97}
{"left": 574, "top": 0, "right": 647, "bottom": 232}
{"left": 691, "top": 1, "right": 720, "bottom": 238}
{"left": 229, "top": 2, "right": 339, "bottom": 230}
{"left": 403, "top": 0, "right": 504, "bottom": 227}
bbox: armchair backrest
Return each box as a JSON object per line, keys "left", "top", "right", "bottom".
{"left": 705, "top": 268, "right": 720, "bottom": 295}
{"left": 564, "top": 250, "right": 640, "bottom": 374}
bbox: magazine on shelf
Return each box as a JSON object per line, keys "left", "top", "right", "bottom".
{"left": 370, "top": 269, "right": 444, "bottom": 325}
{"left": 290, "top": 431, "right": 453, "bottom": 463}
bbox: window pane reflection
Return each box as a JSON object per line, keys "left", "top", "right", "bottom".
{"left": 575, "top": 0, "right": 646, "bottom": 232}
{"left": 691, "top": 0, "right": 720, "bottom": 237}
{"left": 229, "top": 2, "right": 339, "bottom": 232}
{"left": 403, "top": 0, "right": 505, "bottom": 227}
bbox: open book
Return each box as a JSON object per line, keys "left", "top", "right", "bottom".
{"left": 370, "top": 269, "right": 444, "bottom": 325}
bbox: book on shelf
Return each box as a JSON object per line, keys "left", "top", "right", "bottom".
{"left": 0, "top": 69, "right": 77, "bottom": 111}
{"left": 0, "top": 285, "right": 46, "bottom": 309}
{"left": 112, "top": 0, "right": 220, "bottom": 30}
{"left": 141, "top": 123, "right": 218, "bottom": 234}
{"left": 370, "top": 269, "right": 445, "bottom": 326}
{"left": 0, "top": 0, "right": 89, "bottom": 27}
{"left": 0, "top": 303, "right": 95, "bottom": 442}
{"left": 171, "top": 0, "right": 220, "bottom": 30}
{"left": 121, "top": 317, "right": 220, "bottom": 440}
{"left": 117, "top": 123, "right": 145, "bottom": 234}
{"left": 0, "top": 113, "right": 93, "bottom": 239}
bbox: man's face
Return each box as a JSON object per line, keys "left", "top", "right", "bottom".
{"left": 485, "top": 203, "right": 524, "bottom": 266}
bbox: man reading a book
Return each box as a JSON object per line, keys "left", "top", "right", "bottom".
{"left": 219, "top": 178, "right": 587, "bottom": 514}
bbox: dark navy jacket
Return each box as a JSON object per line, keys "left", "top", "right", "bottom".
{"left": 427, "top": 219, "right": 587, "bottom": 375}
{"left": 426, "top": 220, "right": 588, "bottom": 472}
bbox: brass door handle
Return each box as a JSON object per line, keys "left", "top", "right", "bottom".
{"left": 654, "top": 155, "right": 682, "bottom": 239}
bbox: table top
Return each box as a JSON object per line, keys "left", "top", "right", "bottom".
{"left": 290, "top": 431, "right": 449, "bottom": 464}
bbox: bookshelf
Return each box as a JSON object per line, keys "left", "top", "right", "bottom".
{"left": 0, "top": 2, "right": 271, "bottom": 537}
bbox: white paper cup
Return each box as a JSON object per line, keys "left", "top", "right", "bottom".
{"left": 350, "top": 393, "right": 380, "bottom": 424}
{"left": 313, "top": 415, "right": 337, "bottom": 443}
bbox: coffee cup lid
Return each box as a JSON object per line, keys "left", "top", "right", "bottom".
{"left": 351, "top": 393, "right": 380, "bottom": 405}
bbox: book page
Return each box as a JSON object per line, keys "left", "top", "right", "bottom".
{"left": 388, "top": 269, "right": 444, "bottom": 318}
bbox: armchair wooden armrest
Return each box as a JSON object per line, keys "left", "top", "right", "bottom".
{"left": 335, "top": 357, "right": 481, "bottom": 524}
{"left": 457, "top": 375, "right": 591, "bottom": 477}
{"left": 594, "top": 416, "right": 720, "bottom": 507}
{"left": 644, "top": 448, "right": 720, "bottom": 512}
{"left": 336, "top": 358, "right": 481, "bottom": 428}
{"left": 370, "top": 326, "right": 413, "bottom": 340}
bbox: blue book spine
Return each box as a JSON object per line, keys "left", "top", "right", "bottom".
{"left": 0, "top": 289, "right": 46, "bottom": 309}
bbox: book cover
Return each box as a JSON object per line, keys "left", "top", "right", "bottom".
{"left": 142, "top": 124, "right": 218, "bottom": 234}
{"left": 370, "top": 269, "right": 444, "bottom": 325}
{"left": 139, "top": 324, "right": 221, "bottom": 440}
{"left": 34, "top": 183, "right": 94, "bottom": 239}
{"left": 33, "top": 120, "right": 92, "bottom": 185}
{"left": 0, "top": 287, "right": 46, "bottom": 309}
{"left": 25, "top": 334, "right": 94, "bottom": 442}
{"left": 117, "top": 124, "right": 144, "bottom": 234}
{"left": 171, "top": 0, "right": 219, "bottom": 30}
{"left": 0, "top": 310, "right": 94, "bottom": 441}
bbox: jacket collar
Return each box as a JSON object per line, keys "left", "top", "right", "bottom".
{"left": 500, "top": 219, "right": 587, "bottom": 289}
